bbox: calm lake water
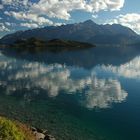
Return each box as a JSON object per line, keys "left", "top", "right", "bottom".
{"left": 0, "top": 46, "right": 140, "bottom": 140}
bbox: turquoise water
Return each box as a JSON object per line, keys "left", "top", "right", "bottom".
{"left": 0, "top": 46, "right": 140, "bottom": 140}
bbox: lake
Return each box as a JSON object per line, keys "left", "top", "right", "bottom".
{"left": 0, "top": 45, "right": 140, "bottom": 140}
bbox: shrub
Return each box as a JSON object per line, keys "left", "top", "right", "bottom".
{"left": 0, "top": 117, "right": 35, "bottom": 140}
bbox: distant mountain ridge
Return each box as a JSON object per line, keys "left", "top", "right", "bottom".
{"left": 0, "top": 20, "right": 140, "bottom": 45}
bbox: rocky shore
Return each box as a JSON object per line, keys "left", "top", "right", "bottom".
{"left": 0, "top": 116, "right": 56, "bottom": 140}
{"left": 31, "top": 127, "right": 56, "bottom": 140}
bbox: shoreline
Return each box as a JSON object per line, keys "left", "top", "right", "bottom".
{"left": 0, "top": 116, "right": 56, "bottom": 140}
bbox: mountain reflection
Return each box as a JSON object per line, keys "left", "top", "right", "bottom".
{"left": 0, "top": 51, "right": 128, "bottom": 109}
{"left": 2, "top": 45, "right": 139, "bottom": 69}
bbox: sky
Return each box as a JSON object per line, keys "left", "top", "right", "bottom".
{"left": 0, "top": 0, "right": 140, "bottom": 38}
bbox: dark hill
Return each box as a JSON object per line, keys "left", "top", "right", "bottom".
{"left": 4, "top": 38, "right": 95, "bottom": 52}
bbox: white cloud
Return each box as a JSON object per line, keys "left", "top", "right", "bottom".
{"left": 89, "top": 0, "right": 124, "bottom": 12}
{"left": 4, "top": 10, "right": 64, "bottom": 27}
{"left": 1, "top": 0, "right": 29, "bottom": 6}
{"left": 31, "top": 0, "right": 125, "bottom": 20}
{"left": 92, "top": 14, "right": 98, "bottom": 19}
{"left": 106, "top": 13, "right": 140, "bottom": 34}
{"left": 0, "top": 23, "right": 10, "bottom": 32}
{"left": 0, "top": 4, "right": 4, "bottom": 9}
{"left": 31, "top": 0, "right": 86, "bottom": 20}
{"left": 54, "top": 22, "right": 66, "bottom": 26}
{"left": 5, "top": 22, "right": 11, "bottom": 26}
{"left": 5, "top": 11, "right": 53, "bottom": 26}
{"left": 4, "top": 22, "right": 16, "bottom": 27}
{"left": 20, "top": 23, "right": 39, "bottom": 28}
{"left": 1, "top": 0, "right": 13, "bottom": 5}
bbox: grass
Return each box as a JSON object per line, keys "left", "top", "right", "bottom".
{"left": 0, "top": 116, "right": 35, "bottom": 140}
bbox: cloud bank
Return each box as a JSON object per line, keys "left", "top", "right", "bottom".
{"left": 1, "top": 0, "right": 125, "bottom": 29}
{"left": 0, "top": 23, "right": 10, "bottom": 32}
{"left": 31, "top": 0, "right": 125, "bottom": 20}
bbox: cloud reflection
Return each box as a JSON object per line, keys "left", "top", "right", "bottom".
{"left": 82, "top": 78, "right": 127, "bottom": 109}
{"left": 96, "top": 56, "right": 140, "bottom": 79}
{"left": 0, "top": 52, "right": 128, "bottom": 109}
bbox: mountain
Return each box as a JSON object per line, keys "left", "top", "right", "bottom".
{"left": 0, "top": 20, "right": 140, "bottom": 45}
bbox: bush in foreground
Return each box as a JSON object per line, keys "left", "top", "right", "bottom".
{"left": 0, "top": 117, "right": 35, "bottom": 140}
